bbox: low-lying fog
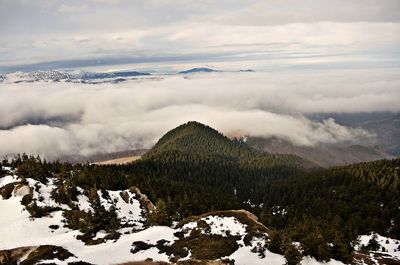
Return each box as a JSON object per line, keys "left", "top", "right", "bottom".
{"left": 1, "top": 68, "right": 399, "bottom": 159}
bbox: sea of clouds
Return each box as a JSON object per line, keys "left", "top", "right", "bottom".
{"left": 0, "top": 68, "right": 399, "bottom": 159}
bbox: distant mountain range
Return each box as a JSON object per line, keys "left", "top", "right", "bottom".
{"left": 247, "top": 136, "right": 389, "bottom": 167}
{"left": 1, "top": 70, "right": 151, "bottom": 84}
{"left": 178, "top": 67, "right": 255, "bottom": 74}
{"left": 178, "top": 67, "right": 220, "bottom": 74}
{"left": 0, "top": 68, "right": 256, "bottom": 83}
{"left": 309, "top": 112, "right": 400, "bottom": 157}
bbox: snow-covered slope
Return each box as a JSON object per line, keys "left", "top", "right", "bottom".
{"left": 353, "top": 233, "right": 400, "bottom": 264}
{"left": 0, "top": 167, "right": 397, "bottom": 265}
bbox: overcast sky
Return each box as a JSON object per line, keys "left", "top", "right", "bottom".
{"left": 1, "top": 0, "right": 400, "bottom": 71}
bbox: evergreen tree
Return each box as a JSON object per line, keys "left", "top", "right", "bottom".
{"left": 284, "top": 243, "right": 302, "bottom": 265}
{"left": 148, "top": 199, "right": 171, "bottom": 226}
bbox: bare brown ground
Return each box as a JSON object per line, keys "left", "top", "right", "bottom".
{"left": 95, "top": 155, "right": 141, "bottom": 165}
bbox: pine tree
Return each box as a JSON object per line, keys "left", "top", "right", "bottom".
{"left": 148, "top": 199, "right": 171, "bottom": 226}
{"left": 284, "top": 243, "right": 302, "bottom": 265}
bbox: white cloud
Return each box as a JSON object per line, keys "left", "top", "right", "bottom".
{"left": 0, "top": 1, "right": 399, "bottom": 69}
{"left": 0, "top": 69, "right": 398, "bottom": 159}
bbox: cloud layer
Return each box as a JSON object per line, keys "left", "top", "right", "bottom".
{"left": 0, "top": 69, "right": 398, "bottom": 159}
{"left": 0, "top": 0, "right": 399, "bottom": 70}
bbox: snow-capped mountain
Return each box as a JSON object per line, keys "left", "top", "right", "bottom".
{"left": 5, "top": 70, "right": 79, "bottom": 83}
{"left": 1, "top": 70, "right": 151, "bottom": 84}
{"left": 177, "top": 67, "right": 255, "bottom": 74}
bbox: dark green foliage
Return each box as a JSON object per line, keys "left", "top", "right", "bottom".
{"left": 67, "top": 261, "right": 93, "bottom": 265}
{"left": 257, "top": 158, "right": 400, "bottom": 262}
{"left": 48, "top": 225, "right": 59, "bottom": 230}
{"left": 0, "top": 166, "right": 7, "bottom": 178}
{"left": 51, "top": 173, "right": 79, "bottom": 205}
{"left": 62, "top": 188, "right": 120, "bottom": 243}
{"left": 162, "top": 233, "right": 239, "bottom": 261}
{"left": 63, "top": 205, "right": 120, "bottom": 243}
{"left": 367, "top": 234, "right": 380, "bottom": 251}
{"left": 131, "top": 241, "right": 153, "bottom": 254}
{"left": 26, "top": 202, "right": 60, "bottom": 218}
{"left": 147, "top": 199, "right": 172, "bottom": 226}
{"left": 16, "top": 154, "right": 52, "bottom": 184}
{"left": 0, "top": 183, "right": 15, "bottom": 199}
{"left": 137, "top": 121, "right": 310, "bottom": 202}
{"left": 115, "top": 121, "right": 311, "bottom": 219}
{"left": 19, "top": 245, "right": 74, "bottom": 265}
{"left": 268, "top": 230, "right": 284, "bottom": 254}
{"left": 104, "top": 231, "right": 121, "bottom": 241}
{"left": 20, "top": 194, "right": 33, "bottom": 205}
{"left": 284, "top": 243, "right": 302, "bottom": 265}
{"left": 301, "top": 229, "right": 331, "bottom": 262}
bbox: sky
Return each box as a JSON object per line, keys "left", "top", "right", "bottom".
{"left": 0, "top": 1, "right": 399, "bottom": 159}
{"left": 0, "top": 0, "right": 400, "bottom": 72}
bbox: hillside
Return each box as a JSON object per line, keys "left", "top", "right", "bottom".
{"left": 143, "top": 121, "right": 311, "bottom": 167}
{"left": 308, "top": 112, "right": 400, "bottom": 157}
{"left": 247, "top": 136, "right": 389, "bottom": 167}
{"left": 0, "top": 167, "right": 331, "bottom": 265}
{"left": 359, "top": 113, "right": 400, "bottom": 156}
{"left": 135, "top": 121, "right": 313, "bottom": 201}
{"left": 253, "top": 158, "right": 400, "bottom": 259}
{"left": 1, "top": 165, "right": 399, "bottom": 265}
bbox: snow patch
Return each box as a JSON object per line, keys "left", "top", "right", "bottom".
{"left": 202, "top": 216, "right": 246, "bottom": 237}
{"left": 0, "top": 175, "right": 18, "bottom": 188}
{"left": 356, "top": 233, "right": 400, "bottom": 259}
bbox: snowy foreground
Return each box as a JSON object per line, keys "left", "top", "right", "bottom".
{"left": 0, "top": 169, "right": 398, "bottom": 265}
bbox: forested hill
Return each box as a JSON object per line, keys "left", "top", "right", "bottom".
{"left": 144, "top": 121, "right": 253, "bottom": 158}
{"left": 143, "top": 121, "right": 314, "bottom": 168}
{"left": 134, "top": 121, "right": 314, "bottom": 200}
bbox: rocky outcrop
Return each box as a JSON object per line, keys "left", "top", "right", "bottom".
{"left": 129, "top": 186, "right": 155, "bottom": 212}
{"left": 14, "top": 184, "right": 31, "bottom": 197}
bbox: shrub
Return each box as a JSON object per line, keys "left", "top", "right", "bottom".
{"left": 21, "top": 194, "right": 33, "bottom": 205}
{"left": 131, "top": 241, "right": 154, "bottom": 254}
{"left": 284, "top": 244, "right": 302, "bottom": 265}
{"left": 26, "top": 202, "right": 59, "bottom": 218}
{"left": 19, "top": 245, "right": 74, "bottom": 265}
{"left": 147, "top": 199, "right": 171, "bottom": 226}
{"left": 0, "top": 183, "right": 15, "bottom": 199}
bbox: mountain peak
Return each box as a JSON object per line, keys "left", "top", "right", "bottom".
{"left": 178, "top": 67, "right": 218, "bottom": 74}
{"left": 143, "top": 121, "right": 236, "bottom": 159}
{"left": 171, "top": 120, "right": 219, "bottom": 134}
{"left": 142, "top": 121, "right": 311, "bottom": 170}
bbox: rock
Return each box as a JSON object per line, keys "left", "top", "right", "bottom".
{"left": 14, "top": 184, "right": 31, "bottom": 197}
